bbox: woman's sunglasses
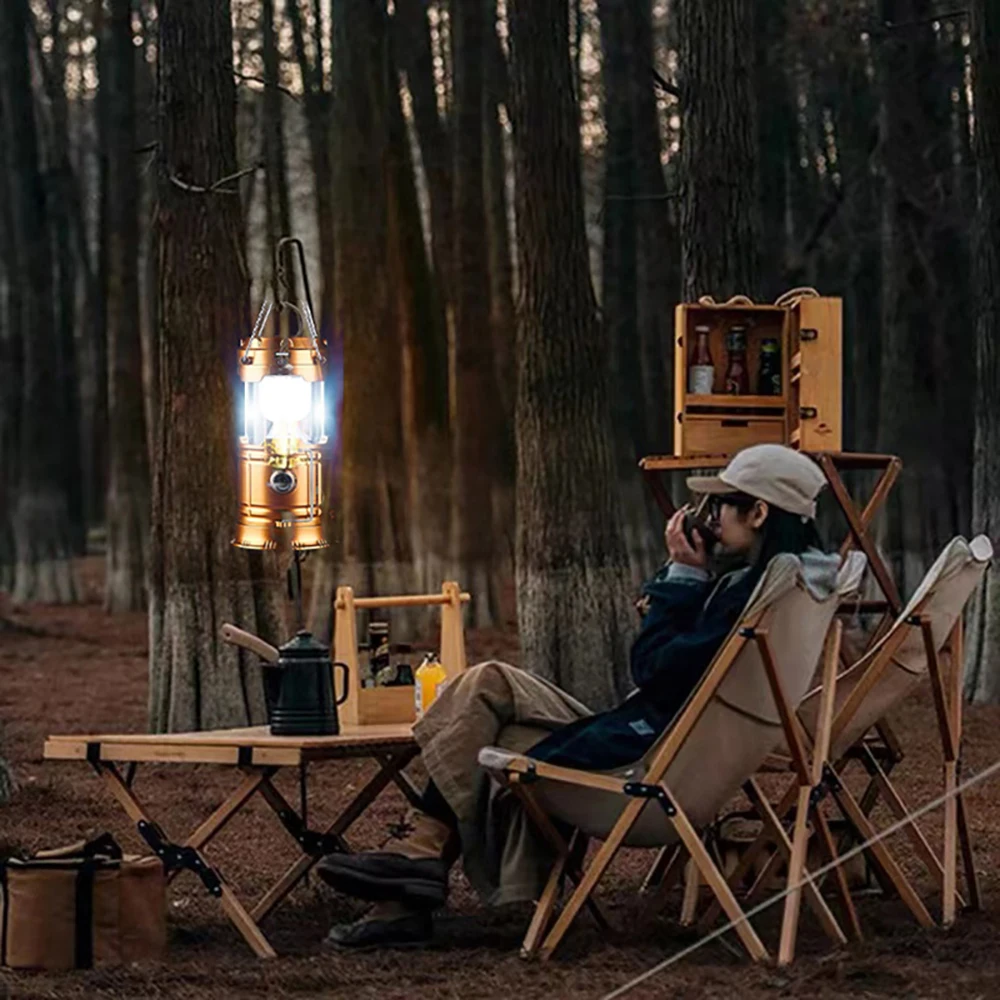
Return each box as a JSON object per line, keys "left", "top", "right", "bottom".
{"left": 704, "top": 492, "right": 757, "bottom": 521}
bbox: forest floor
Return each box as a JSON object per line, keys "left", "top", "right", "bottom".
{"left": 4, "top": 558, "right": 1000, "bottom": 999}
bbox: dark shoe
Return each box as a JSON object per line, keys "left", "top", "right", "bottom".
{"left": 325, "top": 909, "right": 433, "bottom": 951}
{"left": 316, "top": 852, "right": 449, "bottom": 908}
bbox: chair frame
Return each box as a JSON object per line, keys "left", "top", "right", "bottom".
{"left": 705, "top": 607, "right": 981, "bottom": 942}
{"left": 485, "top": 604, "right": 848, "bottom": 964}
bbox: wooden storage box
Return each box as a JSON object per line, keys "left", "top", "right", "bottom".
{"left": 333, "top": 582, "right": 469, "bottom": 727}
{"left": 673, "top": 296, "right": 841, "bottom": 456}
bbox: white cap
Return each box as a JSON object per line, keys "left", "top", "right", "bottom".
{"left": 686, "top": 445, "right": 826, "bottom": 519}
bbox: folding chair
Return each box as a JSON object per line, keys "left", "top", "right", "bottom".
{"left": 718, "top": 535, "right": 992, "bottom": 939}
{"left": 478, "top": 553, "right": 845, "bottom": 962}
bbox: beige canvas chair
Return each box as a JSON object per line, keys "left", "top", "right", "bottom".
{"left": 716, "top": 535, "right": 992, "bottom": 939}
{"left": 478, "top": 553, "right": 847, "bottom": 964}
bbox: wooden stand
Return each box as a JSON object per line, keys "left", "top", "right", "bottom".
{"left": 333, "top": 581, "right": 470, "bottom": 727}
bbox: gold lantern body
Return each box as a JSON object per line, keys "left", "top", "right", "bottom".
{"left": 233, "top": 242, "right": 329, "bottom": 551}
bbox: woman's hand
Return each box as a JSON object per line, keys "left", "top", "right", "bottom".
{"left": 665, "top": 508, "right": 708, "bottom": 570}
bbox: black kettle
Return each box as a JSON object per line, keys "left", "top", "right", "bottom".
{"left": 269, "top": 630, "right": 349, "bottom": 736}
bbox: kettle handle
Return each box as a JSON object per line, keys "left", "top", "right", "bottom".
{"left": 331, "top": 661, "right": 351, "bottom": 706}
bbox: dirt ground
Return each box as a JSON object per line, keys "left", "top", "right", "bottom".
{"left": 3, "top": 558, "right": 1000, "bottom": 1000}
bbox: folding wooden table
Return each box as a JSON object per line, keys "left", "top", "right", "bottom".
{"left": 43, "top": 724, "right": 420, "bottom": 959}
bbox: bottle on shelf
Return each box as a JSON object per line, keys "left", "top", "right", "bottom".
{"left": 723, "top": 326, "right": 750, "bottom": 395}
{"left": 687, "top": 324, "right": 715, "bottom": 395}
{"left": 414, "top": 652, "right": 448, "bottom": 717}
{"left": 757, "top": 337, "right": 782, "bottom": 396}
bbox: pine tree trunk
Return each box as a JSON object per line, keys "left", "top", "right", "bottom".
{"left": 0, "top": 0, "right": 77, "bottom": 604}
{"left": 965, "top": 0, "right": 1000, "bottom": 703}
{"left": 677, "top": 0, "right": 760, "bottom": 301}
{"left": 509, "top": 0, "right": 637, "bottom": 709}
{"left": 262, "top": 0, "right": 294, "bottom": 290}
{"left": 386, "top": 43, "right": 451, "bottom": 601}
{"left": 321, "top": 0, "right": 413, "bottom": 616}
{"left": 395, "top": 0, "right": 454, "bottom": 295}
{"left": 484, "top": 6, "right": 516, "bottom": 574}
{"left": 875, "top": 0, "right": 953, "bottom": 594}
{"left": 150, "top": 0, "right": 286, "bottom": 733}
{"left": 451, "top": 0, "right": 500, "bottom": 625}
{"left": 597, "top": 0, "right": 666, "bottom": 581}
{"left": 0, "top": 90, "right": 21, "bottom": 592}
{"left": 104, "top": 0, "right": 151, "bottom": 612}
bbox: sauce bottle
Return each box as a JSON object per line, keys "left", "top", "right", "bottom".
{"left": 687, "top": 324, "right": 715, "bottom": 395}
{"left": 723, "top": 327, "right": 750, "bottom": 395}
{"left": 757, "top": 337, "right": 782, "bottom": 396}
{"left": 414, "top": 653, "right": 448, "bottom": 717}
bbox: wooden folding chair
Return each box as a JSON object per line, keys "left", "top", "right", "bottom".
{"left": 478, "top": 554, "right": 845, "bottom": 962}
{"left": 718, "top": 535, "right": 992, "bottom": 938}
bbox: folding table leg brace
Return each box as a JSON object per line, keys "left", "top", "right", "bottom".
{"left": 91, "top": 745, "right": 419, "bottom": 958}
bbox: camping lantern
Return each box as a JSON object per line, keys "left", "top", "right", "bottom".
{"left": 233, "top": 238, "right": 330, "bottom": 551}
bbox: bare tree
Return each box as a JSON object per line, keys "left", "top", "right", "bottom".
{"left": 149, "top": 0, "right": 285, "bottom": 732}
{"left": 676, "top": 0, "right": 759, "bottom": 300}
{"left": 451, "top": 0, "right": 501, "bottom": 625}
{"left": 965, "top": 0, "right": 1000, "bottom": 703}
{"left": 508, "top": 0, "right": 636, "bottom": 709}
{"left": 0, "top": 0, "right": 77, "bottom": 604}
{"left": 104, "top": 0, "right": 150, "bottom": 612}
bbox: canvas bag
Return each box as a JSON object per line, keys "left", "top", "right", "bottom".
{"left": 1, "top": 833, "right": 166, "bottom": 970}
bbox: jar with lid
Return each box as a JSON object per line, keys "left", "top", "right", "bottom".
{"left": 687, "top": 324, "right": 715, "bottom": 395}
{"left": 723, "top": 327, "right": 750, "bottom": 395}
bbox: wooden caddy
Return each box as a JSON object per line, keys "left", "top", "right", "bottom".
{"left": 333, "top": 581, "right": 470, "bottom": 726}
{"left": 674, "top": 295, "right": 842, "bottom": 456}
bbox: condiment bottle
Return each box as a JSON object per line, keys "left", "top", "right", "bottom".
{"left": 723, "top": 327, "right": 750, "bottom": 395}
{"left": 757, "top": 337, "right": 781, "bottom": 396}
{"left": 687, "top": 324, "right": 715, "bottom": 395}
{"left": 415, "top": 653, "right": 448, "bottom": 717}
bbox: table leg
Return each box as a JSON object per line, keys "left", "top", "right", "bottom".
{"left": 93, "top": 762, "right": 278, "bottom": 959}
{"left": 643, "top": 468, "right": 676, "bottom": 519}
{"left": 251, "top": 747, "right": 419, "bottom": 923}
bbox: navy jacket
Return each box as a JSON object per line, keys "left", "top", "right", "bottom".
{"left": 527, "top": 563, "right": 758, "bottom": 771}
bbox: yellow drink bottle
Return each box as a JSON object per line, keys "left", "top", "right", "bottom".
{"left": 415, "top": 653, "right": 448, "bottom": 717}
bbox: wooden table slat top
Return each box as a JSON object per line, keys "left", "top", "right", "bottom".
{"left": 45, "top": 723, "right": 414, "bottom": 749}
{"left": 639, "top": 451, "right": 900, "bottom": 472}
{"left": 43, "top": 724, "right": 416, "bottom": 766}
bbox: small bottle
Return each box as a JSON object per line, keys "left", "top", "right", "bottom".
{"left": 687, "top": 324, "right": 715, "bottom": 395}
{"left": 757, "top": 337, "right": 782, "bottom": 396}
{"left": 414, "top": 652, "right": 448, "bottom": 717}
{"left": 367, "top": 620, "right": 390, "bottom": 685}
{"left": 723, "top": 327, "right": 750, "bottom": 395}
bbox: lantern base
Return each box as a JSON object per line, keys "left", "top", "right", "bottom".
{"left": 232, "top": 519, "right": 330, "bottom": 551}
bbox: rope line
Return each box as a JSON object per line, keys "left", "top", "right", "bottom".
{"left": 600, "top": 753, "right": 1000, "bottom": 1000}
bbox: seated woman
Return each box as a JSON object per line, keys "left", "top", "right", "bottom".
{"left": 318, "top": 444, "right": 839, "bottom": 948}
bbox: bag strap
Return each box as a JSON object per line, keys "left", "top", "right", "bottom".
{"left": 74, "top": 861, "right": 95, "bottom": 969}
{"left": 34, "top": 832, "right": 123, "bottom": 863}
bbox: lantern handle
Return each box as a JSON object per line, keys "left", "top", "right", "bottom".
{"left": 240, "top": 297, "right": 274, "bottom": 365}
{"left": 276, "top": 236, "right": 325, "bottom": 365}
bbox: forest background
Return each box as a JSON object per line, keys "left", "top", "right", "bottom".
{"left": 1, "top": 0, "right": 1000, "bottom": 764}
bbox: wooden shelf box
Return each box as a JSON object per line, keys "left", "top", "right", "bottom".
{"left": 673, "top": 296, "right": 842, "bottom": 456}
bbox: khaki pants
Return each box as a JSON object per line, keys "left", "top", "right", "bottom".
{"left": 413, "top": 661, "right": 592, "bottom": 905}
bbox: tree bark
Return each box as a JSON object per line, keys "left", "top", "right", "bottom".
{"left": 508, "top": 0, "right": 636, "bottom": 709}
{"left": 451, "top": 0, "right": 500, "bottom": 625}
{"left": 875, "top": 0, "right": 955, "bottom": 594}
{"left": 0, "top": 89, "right": 21, "bottom": 592}
{"left": 676, "top": 0, "right": 760, "bottom": 301}
{"left": 395, "top": 0, "right": 454, "bottom": 295}
{"left": 104, "top": 0, "right": 151, "bottom": 612}
{"left": 484, "top": 4, "right": 516, "bottom": 573}
{"left": 0, "top": 0, "right": 77, "bottom": 604}
{"left": 150, "top": 0, "right": 286, "bottom": 733}
{"left": 313, "top": 0, "right": 413, "bottom": 629}
{"left": 262, "top": 0, "right": 294, "bottom": 291}
{"left": 965, "top": 0, "right": 1000, "bottom": 703}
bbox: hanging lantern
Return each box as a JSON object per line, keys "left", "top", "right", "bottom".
{"left": 233, "top": 238, "right": 329, "bottom": 551}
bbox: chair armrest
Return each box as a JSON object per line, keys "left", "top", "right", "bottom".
{"left": 477, "top": 747, "right": 630, "bottom": 793}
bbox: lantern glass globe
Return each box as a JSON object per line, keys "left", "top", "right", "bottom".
{"left": 259, "top": 374, "right": 311, "bottom": 425}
